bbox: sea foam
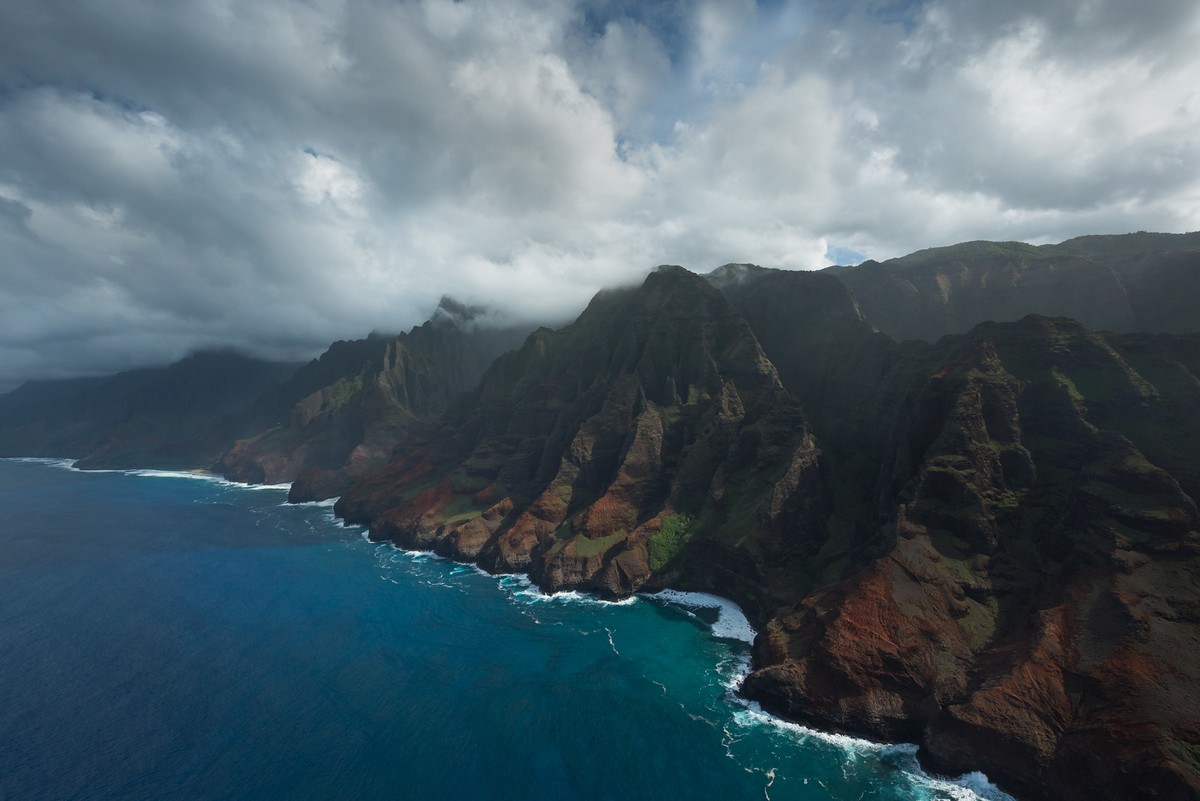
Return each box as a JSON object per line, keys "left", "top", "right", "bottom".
{"left": 127, "top": 469, "right": 292, "bottom": 492}
{"left": 497, "top": 573, "right": 637, "bottom": 606}
{"left": 5, "top": 457, "right": 294, "bottom": 492}
{"left": 287, "top": 497, "right": 339, "bottom": 507}
{"left": 3, "top": 457, "right": 79, "bottom": 469}
{"left": 640, "top": 586, "right": 1015, "bottom": 801}
{"left": 642, "top": 589, "right": 757, "bottom": 645}
{"left": 128, "top": 468, "right": 243, "bottom": 484}
{"left": 731, "top": 700, "right": 1016, "bottom": 801}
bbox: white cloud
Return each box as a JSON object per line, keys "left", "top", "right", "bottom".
{"left": 0, "top": 0, "right": 1197, "bottom": 388}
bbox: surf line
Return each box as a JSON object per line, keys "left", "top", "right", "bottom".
{"left": 360, "top": 522, "right": 1014, "bottom": 801}
{"left": 17, "top": 457, "right": 1013, "bottom": 801}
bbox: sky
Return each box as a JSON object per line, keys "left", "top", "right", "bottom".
{"left": 1, "top": 0, "right": 1198, "bottom": 390}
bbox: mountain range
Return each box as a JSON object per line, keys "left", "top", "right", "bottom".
{"left": 3, "top": 232, "right": 1198, "bottom": 801}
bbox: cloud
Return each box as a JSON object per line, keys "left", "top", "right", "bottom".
{"left": 0, "top": 0, "right": 1197, "bottom": 389}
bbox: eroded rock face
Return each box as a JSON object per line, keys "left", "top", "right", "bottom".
{"left": 337, "top": 289, "right": 1200, "bottom": 800}
{"left": 337, "top": 267, "right": 830, "bottom": 608}
{"left": 214, "top": 303, "right": 533, "bottom": 500}
{"left": 741, "top": 317, "right": 1200, "bottom": 801}
{"left": 306, "top": 252, "right": 1200, "bottom": 801}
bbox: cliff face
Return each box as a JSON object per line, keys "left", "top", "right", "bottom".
{"left": 829, "top": 232, "right": 1200, "bottom": 342}
{"left": 711, "top": 266, "right": 941, "bottom": 558}
{"left": 215, "top": 301, "right": 532, "bottom": 501}
{"left": 741, "top": 317, "right": 1200, "bottom": 801}
{"left": 335, "top": 265, "right": 1200, "bottom": 801}
{"left": 0, "top": 351, "right": 300, "bottom": 468}
{"left": 336, "top": 268, "right": 829, "bottom": 611}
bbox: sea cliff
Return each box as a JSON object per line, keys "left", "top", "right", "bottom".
{"left": 333, "top": 258, "right": 1200, "bottom": 801}
{"left": 3, "top": 233, "right": 1199, "bottom": 800}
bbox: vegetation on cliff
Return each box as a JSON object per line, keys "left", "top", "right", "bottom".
{"left": 214, "top": 298, "right": 534, "bottom": 500}
{"left": 335, "top": 267, "right": 828, "bottom": 615}
{"left": 741, "top": 315, "right": 1200, "bottom": 801}
{"left": 829, "top": 231, "right": 1200, "bottom": 342}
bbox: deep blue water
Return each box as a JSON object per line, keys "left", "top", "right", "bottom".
{"left": 0, "top": 459, "right": 1013, "bottom": 801}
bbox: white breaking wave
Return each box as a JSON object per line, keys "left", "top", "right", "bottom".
{"left": 937, "top": 771, "right": 1017, "bottom": 801}
{"left": 128, "top": 468, "right": 242, "bottom": 484}
{"left": 731, "top": 701, "right": 1016, "bottom": 801}
{"left": 4, "top": 457, "right": 294, "bottom": 492}
{"left": 3, "top": 457, "right": 79, "bottom": 469}
{"left": 498, "top": 573, "right": 573, "bottom": 602}
{"left": 127, "top": 469, "right": 291, "bottom": 492}
{"left": 639, "top": 587, "right": 1013, "bottom": 801}
{"left": 734, "top": 699, "right": 891, "bottom": 754}
{"left": 642, "top": 589, "right": 757, "bottom": 645}
{"left": 372, "top": 541, "right": 639, "bottom": 608}
{"left": 287, "top": 497, "right": 339, "bottom": 507}
{"left": 499, "top": 573, "right": 638, "bottom": 606}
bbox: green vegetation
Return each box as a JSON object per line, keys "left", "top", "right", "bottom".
{"left": 648, "top": 513, "right": 693, "bottom": 572}
{"left": 545, "top": 527, "right": 625, "bottom": 559}
{"left": 1170, "top": 739, "right": 1200, "bottom": 776}
{"left": 441, "top": 495, "right": 483, "bottom": 525}
{"left": 326, "top": 373, "right": 365, "bottom": 410}
{"left": 1087, "top": 479, "right": 1177, "bottom": 519}
{"left": 575, "top": 530, "right": 625, "bottom": 557}
{"left": 1050, "top": 367, "right": 1085, "bottom": 404}
{"left": 957, "top": 595, "right": 998, "bottom": 652}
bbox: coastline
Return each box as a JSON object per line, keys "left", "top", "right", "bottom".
{"left": 6, "top": 456, "right": 1014, "bottom": 801}
{"left": 337, "top": 484, "right": 1017, "bottom": 801}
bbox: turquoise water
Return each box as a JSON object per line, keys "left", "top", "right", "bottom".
{"left": 0, "top": 459, "right": 1013, "bottom": 800}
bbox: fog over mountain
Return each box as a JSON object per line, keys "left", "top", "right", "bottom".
{"left": 1, "top": 0, "right": 1198, "bottom": 390}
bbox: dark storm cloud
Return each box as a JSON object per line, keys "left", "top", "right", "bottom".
{"left": 0, "top": 0, "right": 1196, "bottom": 390}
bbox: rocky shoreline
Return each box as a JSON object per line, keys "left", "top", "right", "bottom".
{"left": 340, "top": 503, "right": 1018, "bottom": 800}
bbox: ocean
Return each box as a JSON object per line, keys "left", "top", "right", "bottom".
{"left": 0, "top": 458, "right": 1014, "bottom": 801}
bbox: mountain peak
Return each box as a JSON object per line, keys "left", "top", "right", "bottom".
{"left": 704, "top": 262, "right": 774, "bottom": 289}
{"left": 432, "top": 296, "right": 488, "bottom": 328}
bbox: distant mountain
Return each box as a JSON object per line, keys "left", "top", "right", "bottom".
{"left": 0, "top": 299, "right": 535, "bottom": 488}
{"left": 215, "top": 298, "right": 534, "bottom": 500}
{"left": 0, "top": 351, "right": 301, "bottom": 468}
{"left": 828, "top": 231, "right": 1200, "bottom": 341}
